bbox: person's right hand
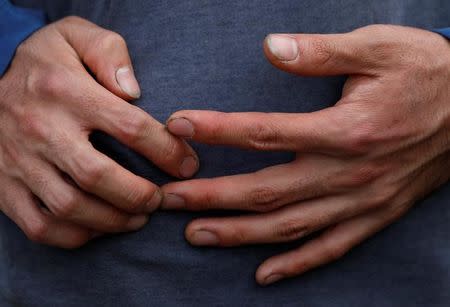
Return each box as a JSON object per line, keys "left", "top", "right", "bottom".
{"left": 0, "top": 16, "right": 199, "bottom": 248}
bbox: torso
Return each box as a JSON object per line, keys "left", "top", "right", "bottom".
{"left": 3, "top": 1, "right": 450, "bottom": 305}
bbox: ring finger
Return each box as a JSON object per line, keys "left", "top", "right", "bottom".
{"left": 18, "top": 157, "right": 149, "bottom": 233}
{"left": 0, "top": 173, "right": 92, "bottom": 249}
{"left": 185, "top": 193, "right": 366, "bottom": 247}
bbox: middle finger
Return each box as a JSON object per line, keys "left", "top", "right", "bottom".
{"left": 161, "top": 154, "right": 345, "bottom": 212}
{"left": 184, "top": 194, "right": 363, "bottom": 247}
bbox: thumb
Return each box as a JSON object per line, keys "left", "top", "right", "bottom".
{"left": 263, "top": 31, "right": 373, "bottom": 76}
{"left": 55, "top": 16, "right": 140, "bottom": 100}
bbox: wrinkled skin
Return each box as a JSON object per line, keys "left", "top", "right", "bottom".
{"left": 162, "top": 25, "right": 450, "bottom": 285}
{"left": 0, "top": 16, "right": 199, "bottom": 248}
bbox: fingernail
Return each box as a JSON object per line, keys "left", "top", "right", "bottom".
{"left": 161, "top": 193, "right": 185, "bottom": 209}
{"left": 262, "top": 274, "right": 284, "bottom": 286}
{"left": 127, "top": 215, "right": 149, "bottom": 230}
{"left": 190, "top": 230, "right": 219, "bottom": 246}
{"left": 179, "top": 156, "right": 198, "bottom": 178}
{"left": 267, "top": 34, "right": 298, "bottom": 61}
{"left": 146, "top": 189, "right": 162, "bottom": 211}
{"left": 167, "top": 117, "right": 194, "bottom": 138}
{"left": 116, "top": 66, "right": 141, "bottom": 98}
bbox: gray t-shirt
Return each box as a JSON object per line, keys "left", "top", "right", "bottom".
{"left": 2, "top": 0, "right": 450, "bottom": 306}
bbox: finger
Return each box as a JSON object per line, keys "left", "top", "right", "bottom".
{"left": 18, "top": 156, "right": 150, "bottom": 232}
{"left": 255, "top": 207, "right": 399, "bottom": 286}
{"left": 184, "top": 194, "right": 361, "bottom": 247}
{"left": 161, "top": 155, "right": 341, "bottom": 212}
{"left": 46, "top": 140, "right": 162, "bottom": 214}
{"left": 166, "top": 107, "right": 356, "bottom": 155}
{"left": 0, "top": 173, "right": 92, "bottom": 249}
{"left": 263, "top": 31, "right": 376, "bottom": 76}
{"left": 77, "top": 87, "right": 199, "bottom": 178}
{"left": 55, "top": 16, "right": 141, "bottom": 100}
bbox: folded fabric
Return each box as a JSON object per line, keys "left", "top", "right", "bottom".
{"left": 0, "top": 0, "right": 45, "bottom": 76}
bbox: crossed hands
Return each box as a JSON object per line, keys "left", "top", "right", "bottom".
{"left": 1, "top": 17, "right": 449, "bottom": 286}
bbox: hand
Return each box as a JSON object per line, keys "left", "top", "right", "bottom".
{"left": 161, "top": 25, "right": 450, "bottom": 285}
{"left": 0, "top": 16, "right": 199, "bottom": 248}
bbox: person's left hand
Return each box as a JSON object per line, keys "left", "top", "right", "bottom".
{"left": 161, "top": 25, "right": 450, "bottom": 285}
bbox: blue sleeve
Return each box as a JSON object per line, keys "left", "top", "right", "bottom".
{"left": 0, "top": 0, "right": 45, "bottom": 75}
{"left": 434, "top": 28, "right": 450, "bottom": 39}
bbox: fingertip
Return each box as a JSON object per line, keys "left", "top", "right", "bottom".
{"left": 184, "top": 221, "right": 196, "bottom": 241}
{"left": 255, "top": 256, "right": 288, "bottom": 287}
{"left": 166, "top": 110, "right": 192, "bottom": 124}
{"left": 255, "top": 264, "right": 268, "bottom": 285}
{"left": 165, "top": 120, "right": 200, "bottom": 179}
{"left": 166, "top": 117, "right": 195, "bottom": 138}
{"left": 184, "top": 219, "right": 221, "bottom": 246}
{"left": 116, "top": 66, "right": 141, "bottom": 99}
{"left": 126, "top": 215, "right": 149, "bottom": 231}
{"left": 255, "top": 262, "right": 283, "bottom": 286}
{"left": 184, "top": 219, "right": 204, "bottom": 237}
{"left": 146, "top": 188, "right": 163, "bottom": 212}
{"left": 264, "top": 34, "right": 299, "bottom": 62}
{"left": 179, "top": 155, "right": 199, "bottom": 178}
{"left": 188, "top": 229, "right": 220, "bottom": 246}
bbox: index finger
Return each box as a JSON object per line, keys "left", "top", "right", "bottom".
{"left": 75, "top": 83, "right": 199, "bottom": 179}
{"left": 166, "top": 107, "right": 355, "bottom": 155}
{"left": 50, "top": 139, "right": 162, "bottom": 213}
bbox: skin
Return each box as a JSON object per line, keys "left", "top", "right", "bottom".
{"left": 162, "top": 25, "right": 450, "bottom": 285}
{"left": 0, "top": 16, "right": 199, "bottom": 249}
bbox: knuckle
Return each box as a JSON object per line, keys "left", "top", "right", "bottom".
{"left": 51, "top": 192, "right": 78, "bottom": 219}
{"left": 309, "top": 38, "right": 336, "bottom": 66}
{"left": 123, "top": 185, "right": 154, "bottom": 212}
{"left": 156, "top": 135, "right": 180, "bottom": 163}
{"left": 72, "top": 156, "right": 108, "bottom": 189}
{"left": 45, "top": 134, "right": 71, "bottom": 157}
{"left": 337, "top": 162, "right": 384, "bottom": 189}
{"left": 197, "top": 189, "right": 220, "bottom": 211}
{"left": 225, "top": 225, "right": 247, "bottom": 246}
{"left": 24, "top": 218, "right": 49, "bottom": 243}
{"left": 60, "top": 15, "right": 84, "bottom": 26}
{"left": 116, "top": 110, "right": 151, "bottom": 144}
{"left": 31, "top": 68, "right": 71, "bottom": 99}
{"left": 355, "top": 25, "right": 409, "bottom": 66}
{"left": 101, "top": 211, "right": 130, "bottom": 231}
{"left": 98, "top": 31, "right": 127, "bottom": 51}
{"left": 246, "top": 122, "right": 280, "bottom": 151}
{"left": 0, "top": 141, "right": 21, "bottom": 168}
{"left": 26, "top": 167, "right": 51, "bottom": 197}
{"left": 208, "top": 121, "right": 225, "bottom": 140}
{"left": 20, "top": 110, "right": 52, "bottom": 142}
{"left": 357, "top": 24, "right": 392, "bottom": 37}
{"left": 275, "top": 219, "right": 308, "bottom": 241}
{"left": 363, "top": 184, "right": 397, "bottom": 210}
{"left": 343, "top": 122, "right": 378, "bottom": 155}
{"left": 201, "top": 190, "right": 219, "bottom": 210}
{"left": 83, "top": 30, "right": 127, "bottom": 66}
{"left": 246, "top": 186, "right": 283, "bottom": 212}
